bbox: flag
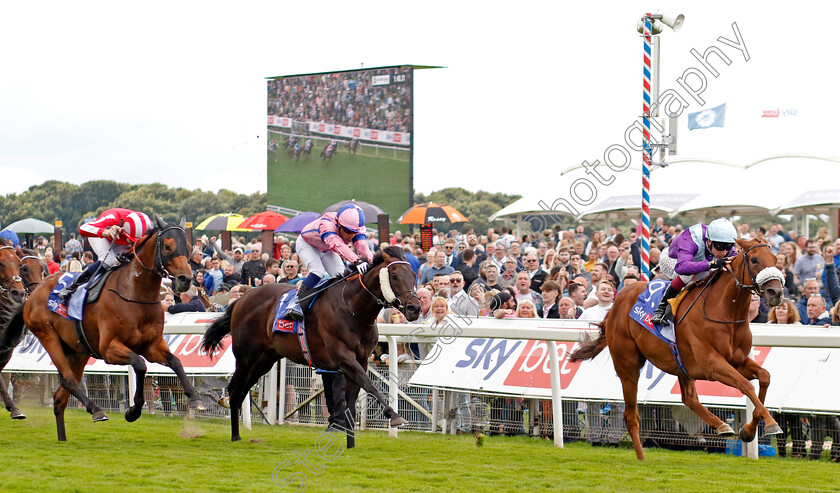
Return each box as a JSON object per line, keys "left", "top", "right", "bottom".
{"left": 687, "top": 103, "right": 726, "bottom": 130}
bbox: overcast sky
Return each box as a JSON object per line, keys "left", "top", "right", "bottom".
{"left": 2, "top": 1, "right": 838, "bottom": 202}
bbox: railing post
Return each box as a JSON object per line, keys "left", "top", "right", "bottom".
{"left": 387, "top": 335, "right": 399, "bottom": 438}
{"left": 278, "top": 359, "right": 287, "bottom": 425}
{"left": 548, "top": 341, "right": 565, "bottom": 448}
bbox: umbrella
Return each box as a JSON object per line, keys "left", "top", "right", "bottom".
{"left": 399, "top": 202, "right": 469, "bottom": 224}
{"left": 238, "top": 211, "right": 290, "bottom": 231}
{"left": 4, "top": 218, "right": 55, "bottom": 234}
{"left": 275, "top": 212, "right": 321, "bottom": 233}
{"left": 323, "top": 199, "right": 385, "bottom": 223}
{"left": 194, "top": 213, "right": 251, "bottom": 231}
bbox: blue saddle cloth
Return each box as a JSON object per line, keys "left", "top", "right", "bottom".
{"left": 48, "top": 272, "right": 89, "bottom": 321}
{"left": 629, "top": 279, "right": 689, "bottom": 376}
{"left": 273, "top": 289, "right": 302, "bottom": 334}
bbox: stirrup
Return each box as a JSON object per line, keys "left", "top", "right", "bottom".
{"left": 286, "top": 303, "right": 304, "bottom": 321}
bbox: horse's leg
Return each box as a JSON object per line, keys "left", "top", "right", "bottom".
{"left": 0, "top": 373, "right": 25, "bottom": 419}
{"left": 677, "top": 376, "right": 734, "bottom": 436}
{"left": 705, "top": 353, "right": 779, "bottom": 442}
{"left": 143, "top": 339, "right": 204, "bottom": 410}
{"left": 611, "top": 340, "right": 647, "bottom": 460}
{"left": 227, "top": 354, "right": 279, "bottom": 442}
{"left": 338, "top": 356, "right": 406, "bottom": 427}
{"left": 102, "top": 339, "right": 148, "bottom": 422}
{"left": 38, "top": 333, "right": 106, "bottom": 426}
{"left": 343, "top": 376, "right": 359, "bottom": 449}
{"left": 736, "top": 357, "right": 782, "bottom": 436}
{"left": 54, "top": 352, "right": 103, "bottom": 441}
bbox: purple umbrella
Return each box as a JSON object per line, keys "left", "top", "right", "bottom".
{"left": 274, "top": 212, "right": 320, "bottom": 233}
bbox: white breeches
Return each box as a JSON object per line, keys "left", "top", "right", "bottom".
{"left": 296, "top": 235, "right": 346, "bottom": 278}
{"left": 88, "top": 237, "right": 129, "bottom": 267}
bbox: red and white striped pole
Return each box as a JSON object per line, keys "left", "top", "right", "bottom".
{"left": 640, "top": 14, "right": 653, "bottom": 282}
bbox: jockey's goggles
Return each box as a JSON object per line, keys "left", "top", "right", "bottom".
{"left": 710, "top": 241, "right": 734, "bottom": 252}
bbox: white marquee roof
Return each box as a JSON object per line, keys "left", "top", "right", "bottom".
{"left": 489, "top": 155, "right": 840, "bottom": 222}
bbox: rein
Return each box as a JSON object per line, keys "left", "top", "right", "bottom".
{"left": 112, "top": 224, "right": 188, "bottom": 305}
{"left": 18, "top": 255, "right": 45, "bottom": 294}
{"left": 342, "top": 260, "right": 415, "bottom": 321}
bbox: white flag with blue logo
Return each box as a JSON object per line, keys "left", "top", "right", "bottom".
{"left": 687, "top": 103, "right": 726, "bottom": 130}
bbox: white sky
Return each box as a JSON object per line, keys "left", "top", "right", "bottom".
{"left": 2, "top": 1, "right": 839, "bottom": 201}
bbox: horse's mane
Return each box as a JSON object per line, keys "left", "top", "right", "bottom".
{"left": 19, "top": 247, "right": 37, "bottom": 257}
{"left": 370, "top": 245, "right": 407, "bottom": 268}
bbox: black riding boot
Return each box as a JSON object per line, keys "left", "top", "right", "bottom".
{"left": 58, "top": 261, "right": 100, "bottom": 304}
{"left": 650, "top": 285, "right": 680, "bottom": 326}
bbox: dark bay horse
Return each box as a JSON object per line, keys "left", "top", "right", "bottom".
{"left": 201, "top": 245, "right": 421, "bottom": 445}
{"left": 348, "top": 139, "right": 359, "bottom": 154}
{"left": 570, "top": 238, "right": 784, "bottom": 460}
{"left": 0, "top": 216, "right": 205, "bottom": 441}
{"left": 0, "top": 242, "right": 25, "bottom": 419}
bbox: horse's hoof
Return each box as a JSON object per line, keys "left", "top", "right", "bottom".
{"left": 389, "top": 416, "right": 408, "bottom": 427}
{"left": 189, "top": 398, "right": 205, "bottom": 411}
{"left": 764, "top": 424, "right": 783, "bottom": 436}
{"left": 125, "top": 408, "right": 142, "bottom": 423}
{"left": 231, "top": 436, "right": 241, "bottom": 442}
{"left": 739, "top": 426, "right": 756, "bottom": 443}
{"left": 92, "top": 411, "right": 109, "bottom": 422}
{"left": 217, "top": 397, "right": 230, "bottom": 409}
{"left": 715, "top": 423, "right": 736, "bottom": 437}
{"left": 10, "top": 410, "right": 26, "bottom": 420}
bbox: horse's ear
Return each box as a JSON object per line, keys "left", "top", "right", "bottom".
{"left": 155, "top": 214, "right": 167, "bottom": 230}
{"left": 15, "top": 245, "right": 24, "bottom": 256}
{"left": 380, "top": 249, "right": 394, "bottom": 264}
{"left": 179, "top": 216, "right": 186, "bottom": 228}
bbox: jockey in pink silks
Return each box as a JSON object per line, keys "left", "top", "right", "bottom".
{"left": 286, "top": 203, "right": 373, "bottom": 320}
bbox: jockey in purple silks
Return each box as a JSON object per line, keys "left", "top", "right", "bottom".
{"left": 650, "top": 218, "right": 738, "bottom": 326}
{"left": 286, "top": 203, "right": 373, "bottom": 321}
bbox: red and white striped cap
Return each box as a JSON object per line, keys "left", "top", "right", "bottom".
{"left": 123, "top": 211, "right": 153, "bottom": 239}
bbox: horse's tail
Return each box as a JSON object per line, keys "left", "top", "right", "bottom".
{"left": 0, "top": 301, "right": 26, "bottom": 357}
{"left": 201, "top": 307, "right": 232, "bottom": 358}
{"left": 568, "top": 320, "right": 608, "bottom": 362}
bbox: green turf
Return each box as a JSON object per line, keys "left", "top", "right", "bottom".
{"left": 266, "top": 133, "right": 411, "bottom": 221}
{"left": 0, "top": 406, "right": 838, "bottom": 492}
{"left": 0, "top": 405, "right": 840, "bottom": 493}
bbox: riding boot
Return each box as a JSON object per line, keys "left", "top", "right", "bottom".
{"left": 650, "top": 285, "right": 681, "bottom": 326}
{"left": 58, "top": 261, "right": 100, "bottom": 304}
{"left": 287, "top": 273, "right": 321, "bottom": 321}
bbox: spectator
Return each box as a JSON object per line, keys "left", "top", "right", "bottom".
{"left": 262, "top": 273, "right": 276, "bottom": 285}
{"left": 204, "top": 258, "right": 224, "bottom": 294}
{"left": 188, "top": 248, "right": 205, "bottom": 273}
{"left": 748, "top": 292, "right": 768, "bottom": 323}
{"left": 498, "top": 257, "right": 519, "bottom": 289}
{"left": 558, "top": 296, "right": 578, "bottom": 319}
{"left": 776, "top": 253, "right": 797, "bottom": 297}
{"left": 567, "top": 282, "right": 587, "bottom": 319}
{"left": 412, "top": 288, "right": 434, "bottom": 325}
{"left": 768, "top": 299, "right": 801, "bottom": 324}
{"left": 166, "top": 286, "right": 206, "bottom": 313}
{"left": 516, "top": 299, "right": 539, "bottom": 318}
{"left": 64, "top": 233, "right": 83, "bottom": 258}
{"left": 208, "top": 241, "right": 246, "bottom": 274}
{"left": 490, "top": 291, "right": 517, "bottom": 319}
{"left": 227, "top": 284, "right": 250, "bottom": 306}
{"left": 448, "top": 271, "right": 479, "bottom": 317}
{"left": 418, "top": 250, "right": 455, "bottom": 285}
{"left": 579, "top": 280, "right": 615, "bottom": 321}
{"left": 523, "top": 252, "right": 545, "bottom": 293}
{"left": 43, "top": 249, "right": 60, "bottom": 275}
{"left": 222, "top": 264, "right": 241, "bottom": 291}
{"left": 582, "top": 263, "right": 610, "bottom": 309}
{"left": 455, "top": 248, "right": 479, "bottom": 288}
{"left": 513, "top": 271, "right": 541, "bottom": 309}
{"left": 265, "top": 258, "right": 282, "bottom": 281}
{"left": 160, "top": 292, "right": 175, "bottom": 311}
{"left": 806, "top": 294, "right": 832, "bottom": 326}
{"left": 442, "top": 239, "right": 459, "bottom": 268}
{"left": 279, "top": 259, "right": 302, "bottom": 284}
{"left": 241, "top": 247, "right": 267, "bottom": 287}
{"left": 793, "top": 239, "right": 824, "bottom": 289}
{"left": 797, "top": 278, "right": 821, "bottom": 324}
{"left": 540, "top": 280, "right": 561, "bottom": 318}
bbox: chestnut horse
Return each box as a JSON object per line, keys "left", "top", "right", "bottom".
{"left": 0, "top": 241, "right": 25, "bottom": 419}
{"left": 201, "top": 245, "right": 421, "bottom": 446}
{"left": 0, "top": 216, "right": 205, "bottom": 441}
{"left": 570, "top": 238, "right": 785, "bottom": 460}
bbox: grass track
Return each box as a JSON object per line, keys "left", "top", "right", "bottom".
{"left": 1, "top": 407, "right": 838, "bottom": 492}
{"left": 266, "top": 134, "right": 410, "bottom": 221}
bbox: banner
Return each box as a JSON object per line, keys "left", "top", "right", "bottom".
{"left": 409, "top": 337, "right": 840, "bottom": 412}
{"left": 688, "top": 103, "right": 726, "bottom": 130}
{"left": 308, "top": 122, "right": 410, "bottom": 146}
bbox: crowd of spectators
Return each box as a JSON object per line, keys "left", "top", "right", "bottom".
{"left": 267, "top": 68, "right": 412, "bottom": 133}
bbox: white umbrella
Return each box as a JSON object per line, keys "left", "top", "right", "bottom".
{"left": 4, "top": 218, "right": 55, "bottom": 234}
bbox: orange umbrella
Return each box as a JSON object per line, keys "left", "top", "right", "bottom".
{"left": 239, "top": 211, "right": 290, "bottom": 230}
{"left": 398, "top": 202, "right": 469, "bottom": 224}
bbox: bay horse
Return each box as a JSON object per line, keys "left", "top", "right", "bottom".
{"left": 201, "top": 245, "right": 421, "bottom": 446}
{"left": 320, "top": 144, "right": 335, "bottom": 162}
{"left": 570, "top": 238, "right": 785, "bottom": 460}
{"left": 0, "top": 241, "right": 25, "bottom": 419}
{"left": 348, "top": 139, "right": 359, "bottom": 154}
{"left": 0, "top": 216, "right": 205, "bottom": 441}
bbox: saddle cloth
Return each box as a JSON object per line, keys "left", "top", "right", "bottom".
{"left": 628, "top": 279, "right": 689, "bottom": 376}
{"left": 48, "top": 271, "right": 110, "bottom": 321}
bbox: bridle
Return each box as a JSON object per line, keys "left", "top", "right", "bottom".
{"left": 724, "top": 243, "right": 784, "bottom": 295}
{"left": 130, "top": 224, "right": 188, "bottom": 281}
{"left": 343, "top": 260, "right": 418, "bottom": 318}
{"left": 0, "top": 246, "right": 23, "bottom": 299}
{"left": 18, "top": 255, "right": 46, "bottom": 294}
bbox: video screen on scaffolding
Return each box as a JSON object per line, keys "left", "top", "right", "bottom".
{"left": 266, "top": 67, "right": 413, "bottom": 222}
